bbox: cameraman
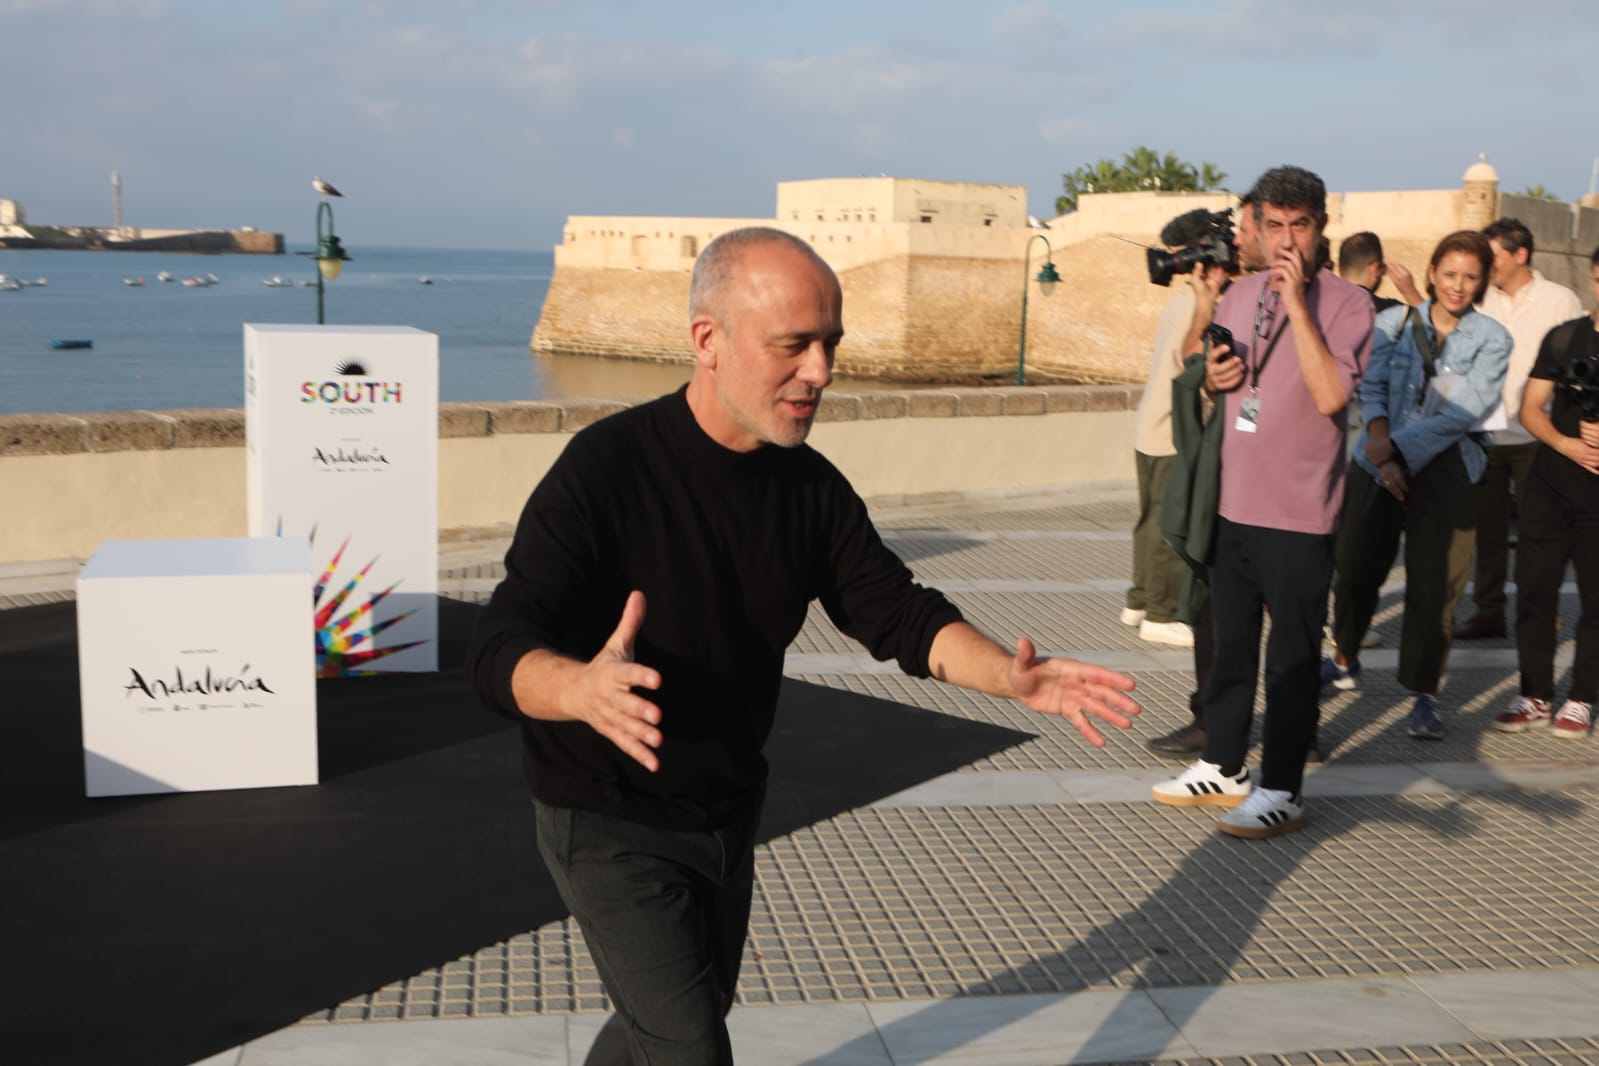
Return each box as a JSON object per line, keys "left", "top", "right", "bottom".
{"left": 1151, "top": 167, "right": 1373, "bottom": 838}
{"left": 1493, "top": 244, "right": 1599, "bottom": 738}
{"left": 1126, "top": 208, "right": 1240, "bottom": 651}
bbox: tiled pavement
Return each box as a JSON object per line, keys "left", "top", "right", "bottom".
{"left": 8, "top": 482, "right": 1598, "bottom": 1066}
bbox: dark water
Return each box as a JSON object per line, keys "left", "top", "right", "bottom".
{"left": 0, "top": 245, "right": 693, "bottom": 415}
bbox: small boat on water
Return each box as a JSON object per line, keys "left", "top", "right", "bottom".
{"left": 18, "top": 276, "right": 46, "bottom": 287}
{"left": 263, "top": 275, "right": 293, "bottom": 288}
{"left": 51, "top": 339, "right": 94, "bottom": 350}
{"left": 419, "top": 276, "right": 433, "bottom": 285}
{"left": 124, "top": 277, "right": 146, "bottom": 287}
{"left": 157, "top": 271, "right": 174, "bottom": 283}
{"left": 0, "top": 275, "right": 20, "bottom": 292}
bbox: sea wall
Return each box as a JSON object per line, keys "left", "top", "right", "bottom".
{"left": 0, "top": 227, "right": 283, "bottom": 254}
{"left": 0, "top": 386, "right": 1140, "bottom": 564}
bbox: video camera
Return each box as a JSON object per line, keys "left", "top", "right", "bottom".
{"left": 1147, "top": 208, "right": 1237, "bottom": 287}
{"left": 1558, "top": 348, "right": 1599, "bottom": 420}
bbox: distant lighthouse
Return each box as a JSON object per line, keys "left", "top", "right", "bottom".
{"left": 112, "top": 169, "right": 123, "bottom": 232}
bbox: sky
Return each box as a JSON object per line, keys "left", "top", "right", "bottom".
{"left": 4, "top": 0, "right": 1596, "bottom": 251}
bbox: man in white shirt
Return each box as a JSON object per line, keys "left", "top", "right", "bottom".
{"left": 1455, "top": 218, "right": 1584, "bottom": 641}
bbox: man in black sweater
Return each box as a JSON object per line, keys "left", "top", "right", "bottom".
{"left": 469, "top": 227, "right": 1139, "bottom": 1065}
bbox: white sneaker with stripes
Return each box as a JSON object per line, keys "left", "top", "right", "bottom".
{"left": 1152, "top": 759, "right": 1252, "bottom": 808}
{"left": 1218, "top": 787, "right": 1305, "bottom": 839}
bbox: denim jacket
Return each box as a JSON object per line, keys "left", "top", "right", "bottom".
{"left": 1353, "top": 301, "right": 1511, "bottom": 484}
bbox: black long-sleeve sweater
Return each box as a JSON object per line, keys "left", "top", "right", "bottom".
{"left": 467, "top": 387, "right": 963, "bottom": 830}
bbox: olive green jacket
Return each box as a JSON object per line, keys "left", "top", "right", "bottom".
{"left": 1158, "top": 353, "right": 1224, "bottom": 623}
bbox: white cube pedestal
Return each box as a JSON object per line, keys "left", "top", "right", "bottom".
{"left": 77, "top": 538, "right": 318, "bottom": 798}
{"left": 244, "top": 324, "right": 438, "bottom": 675}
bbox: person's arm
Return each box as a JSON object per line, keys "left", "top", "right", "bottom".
{"left": 1360, "top": 309, "right": 1403, "bottom": 466}
{"left": 466, "top": 436, "right": 667, "bottom": 771}
{"left": 1178, "top": 265, "right": 1223, "bottom": 361}
{"left": 816, "top": 484, "right": 1139, "bottom": 748}
{"left": 1521, "top": 376, "right": 1599, "bottom": 475}
{"left": 1386, "top": 261, "right": 1423, "bottom": 306}
{"left": 1389, "top": 318, "right": 1511, "bottom": 472}
{"left": 926, "top": 621, "right": 1138, "bottom": 748}
{"left": 1277, "top": 250, "right": 1358, "bottom": 415}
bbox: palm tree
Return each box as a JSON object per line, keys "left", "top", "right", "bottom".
{"left": 1054, "top": 149, "right": 1229, "bottom": 214}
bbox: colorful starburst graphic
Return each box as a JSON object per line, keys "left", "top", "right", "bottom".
{"left": 302, "top": 525, "right": 429, "bottom": 676}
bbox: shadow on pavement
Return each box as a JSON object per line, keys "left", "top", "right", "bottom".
{"left": 801, "top": 647, "right": 1587, "bottom": 1065}
{"left": 0, "top": 599, "right": 1031, "bottom": 1066}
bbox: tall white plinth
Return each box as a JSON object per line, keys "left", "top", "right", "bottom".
{"left": 245, "top": 324, "right": 438, "bottom": 674}
{"left": 77, "top": 537, "right": 318, "bottom": 797}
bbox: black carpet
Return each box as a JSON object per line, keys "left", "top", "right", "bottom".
{"left": 0, "top": 598, "right": 1031, "bottom": 1066}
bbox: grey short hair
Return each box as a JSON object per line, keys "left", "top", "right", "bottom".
{"left": 688, "top": 227, "right": 829, "bottom": 320}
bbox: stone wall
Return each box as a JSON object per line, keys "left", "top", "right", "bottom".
{"left": 537, "top": 178, "right": 1599, "bottom": 387}
{"left": 0, "top": 385, "right": 1141, "bottom": 563}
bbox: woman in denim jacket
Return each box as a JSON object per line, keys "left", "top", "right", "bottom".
{"left": 1322, "top": 231, "right": 1511, "bottom": 739}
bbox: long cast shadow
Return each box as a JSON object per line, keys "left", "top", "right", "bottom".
{"left": 803, "top": 637, "right": 1586, "bottom": 1065}
{"left": 0, "top": 599, "right": 1031, "bottom": 1066}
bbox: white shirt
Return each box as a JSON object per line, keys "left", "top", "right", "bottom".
{"left": 1132, "top": 284, "right": 1196, "bottom": 457}
{"left": 1479, "top": 270, "right": 1584, "bottom": 445}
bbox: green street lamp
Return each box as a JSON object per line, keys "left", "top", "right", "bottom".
{"left": 314, "top": 200, "right": 351, "bottom": 325}
{"left": 1016, "top": 233, "right": 1062, "bottom": 385}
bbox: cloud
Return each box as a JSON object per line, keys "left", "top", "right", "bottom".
{"left": 988, "top": 3, "right": 1073, "bottom": 42}
{"left": 1038, "top": 116, "right": 1105, "bottom": 148}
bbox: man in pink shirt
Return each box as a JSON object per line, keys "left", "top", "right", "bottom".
{"left": 1152, "top": 166, "right": 1374, "bottom": 838}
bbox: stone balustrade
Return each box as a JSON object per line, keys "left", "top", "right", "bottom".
{"left": 0, "top": 385, "right": 1142, "bottom": 563}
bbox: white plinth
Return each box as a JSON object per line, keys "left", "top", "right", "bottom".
{"left": 77, "top": 538, "right": 318, "bottom": 798}
{"left": 244, "top": 324, "right": 438, "bottom": 674}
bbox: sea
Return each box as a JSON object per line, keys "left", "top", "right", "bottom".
{"left": 0, "top": 245, "right": 697, "bottom": 416}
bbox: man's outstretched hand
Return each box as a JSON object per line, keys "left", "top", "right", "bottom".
{"left": 520, "top": 589, "right": 665, "bottom": 772}
{"left": 1007, "top": 637, "right": 1139, "bottom": 747}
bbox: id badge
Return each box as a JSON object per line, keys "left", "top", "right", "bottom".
{"left": 1235, "top": 395, "right": 1261, "bottom": 434}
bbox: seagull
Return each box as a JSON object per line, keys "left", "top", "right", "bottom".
{"left": 1027, "top": 215, "right": 1051, "bottom": 230}
{"left": 312, "top": 176, "right": 343, "bottom": 198}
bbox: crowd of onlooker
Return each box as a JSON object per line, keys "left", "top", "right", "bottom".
{"left": 1130, "top": 165, "right": 1599, "bottom": 839}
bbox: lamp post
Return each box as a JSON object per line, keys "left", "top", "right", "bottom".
{"left": 314, "top": 200, "right": 350, "bottom": 325}
{"left": 1016, "top": 233, "right": 1062, "bottom": 385}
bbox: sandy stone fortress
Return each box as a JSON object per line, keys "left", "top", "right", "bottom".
{"left": 532, "top": 161, "right": 1599, "bottom": 384}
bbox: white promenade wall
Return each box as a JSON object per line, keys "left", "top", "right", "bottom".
{"left": 0, "top": 386, "right": 1141, "bottom": 565}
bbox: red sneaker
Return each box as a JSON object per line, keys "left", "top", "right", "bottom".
{"left": 1492, "top": 696, "right": 1552, "bottom": 733}
{"left": 1552, "top": 701, "right": 1593, "bottom": 740}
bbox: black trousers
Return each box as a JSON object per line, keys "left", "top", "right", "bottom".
{"left": 1515, "top": 457, "right": 1599, "bottom": 703}
{"left": 1468, "top": 441, "right": 1538, "bottom": 623}
{"left": 536, "top": 793, "right": 764, "bottom": 1066}
{"left": 1187, "top": 594, "right": 1214, "bottom": 724}
{"left": 1332, "top": 448, "right": 1475, "bottom": 693}
{"left": 1202, "top": 517, "right": 1334, "bottom": 796}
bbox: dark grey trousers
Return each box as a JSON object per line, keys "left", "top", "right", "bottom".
{"left": 535, "top": 793, "right": 763, "bottom": 1065}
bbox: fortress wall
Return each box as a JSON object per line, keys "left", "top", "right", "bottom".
{"left": 1333, "top": 190, "right": 1462, "bottom": 241}
{"left": 830, "top": 256, "right": 912, "bottom": 377}
{"left": 536, "top": 181, "right": 1599, "bottom": 388}
{"left": 532, "top": 266, "right": 693, "bottom": 362}
{"left": 776, "top": 177, "right": 1029, "bottom": 228}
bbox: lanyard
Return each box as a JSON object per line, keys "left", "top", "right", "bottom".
{"left": 1247, "top": 284, "right": 1288, "bottom": 390}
